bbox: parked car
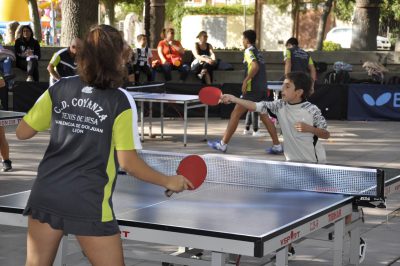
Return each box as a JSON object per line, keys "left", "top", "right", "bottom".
{"left": 325, "top": 27, "right": 391, "bottom": 50}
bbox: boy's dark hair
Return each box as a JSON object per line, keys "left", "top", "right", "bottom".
{"left": 137, "top": 34, "right": 146, "bottom": 42}
{"left": 285, "top": 72, "right": 312, "bottom": 100}
{"left": 243, "top": 30, "right": 256, "bottom": 44}
{"left": 286, "top": 37, "right": 299, "bottom": 47}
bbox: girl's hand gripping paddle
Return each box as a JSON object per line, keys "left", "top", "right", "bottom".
{"left": 165, "top": 155, "right": 207, "bottom": 197}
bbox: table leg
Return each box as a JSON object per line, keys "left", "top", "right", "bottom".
{"left": 54, "top": 235, "right": 68, "bottom": 266}
{"left": 333, "top": 217, "right": 345, "bottom": 266}
{"left": 140, "top": 102, "right": 144, "bottom": 142}
{"left": 350, "top": 223, "right": 360, "bottom": 266}
{"left": 183, "top": 102, "right": 188, "bottom": 147}
{"left": 211, "top": 252, "right": 225, "bottom": 266}
{"left": 204, "top": 105, "right": 208, "bottom": 141}
{"left": 276, "top": 246, "right": 288, "bottom": 266}
{"left": 160, "top": 102, "right": 164, "bottom": 139}
{"left": 149, "top": 102, "right": 153, "bottom": 138}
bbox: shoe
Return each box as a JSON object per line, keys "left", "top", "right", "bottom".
{"left": 243, "top": 129, "right": 252, "bottom": 135}
{"left": 266, "top": 145, "right": 284, "bottom": 155}
{"left": 252, "top": 131, "right": 267, "bottom": 137}
{"left": 2, "top": 160, "right": 12, "bottom": 172}
{"left": 26, "top": 76, "right": 34, "bottom": 82}
{"left": 207, "top": 140, "right": 227, "bottom": 153}
{"left": 197, "top": 73, "right": 204, "bottom": 79}
{"left": 288, "top": 246, "right": 295, "bottom": 257}
{"left": 359, "top": 237, "right": 366, "bottom": 263}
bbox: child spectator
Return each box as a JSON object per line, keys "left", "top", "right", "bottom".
{"left": 134, "top": 34, "right": 153, "bottom": 84}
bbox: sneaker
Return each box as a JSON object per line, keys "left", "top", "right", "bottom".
{"left": 2, "top": 160, "right": 12, "bottom": 172}
{"left": 243, "top": 129, "right": 252, "bottom": 135}
{"left": 266, "top": 145, "right": 284, "bottom": 155}
{"left": 288, "top": 246, "right": 295, "bottom": 257}
{"left": 207, "top": 140, "right": 227, "bottom": 153}
{"left": 26, "top": 76, "right": 34, "bottom": 82}
{"left": 359, "top": 237, "right": 366, "bottom": 263}
{"left": 252, "top": 130, "right": 267, "bottom": 137}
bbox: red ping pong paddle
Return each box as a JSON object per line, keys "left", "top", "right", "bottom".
{"left": 165, "top": 155, "right": 207, "bottom": 197}
{"left": 198, "top": 86, "right": 222, "bottom": 106}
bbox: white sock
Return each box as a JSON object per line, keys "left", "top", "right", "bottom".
{"left": 220, "top": 140, "right": 226, "bottom": 146}
{"left": 273, "top": 144, "right": 282, "bottom": 149}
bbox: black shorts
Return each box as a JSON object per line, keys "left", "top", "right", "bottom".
{"left": 23, "top": 207, "right": 120, "bottom": 236}
{"left": 241, "top": 90, "right": 267, "bottom": 102}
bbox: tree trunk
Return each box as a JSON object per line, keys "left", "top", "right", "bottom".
{"left": 351, "top": 0, "right": 381, "bottom": 50}
{"left": 61, "top": 0, "right": 99, "bottom": 46}
{"left": 291, "top": 0, "right": 300, "bottom": 37}
{"left": 27, "top": 0, "right": 42, "bottom": 42}
{"left": 144, "top": 0, "right": 151, "bottom": 43}
{"left": 103, "top": 0, "right": 116, "bottom": 27}
{"left": 316, "top": 0, "right": 333, "bottom": 50}
{"left": 149, "top": 0, "right": 165, "bottom": 48}
{"left": 254, "top": 0, "right": 263, "bottom": 48}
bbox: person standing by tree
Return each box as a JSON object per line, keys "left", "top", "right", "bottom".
{"left": 284, "top": 37, "right": 317, "bottom": 83}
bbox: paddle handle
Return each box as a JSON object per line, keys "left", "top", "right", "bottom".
{"left": 165, "top": 189, "right": 174, "bottom": 197}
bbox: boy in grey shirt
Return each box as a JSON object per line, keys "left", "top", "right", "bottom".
{"left": 221, "top": 71, "right": 330, "bottom": 163}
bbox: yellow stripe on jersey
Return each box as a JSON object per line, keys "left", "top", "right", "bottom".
{"left": 244, "top": 50, "right": 256, "bottom": 92}
{"left": 23, "top": 90, "right": 52, "bottom": 131}
{"left": 113, "top": 108, "right": 139, "bottom": 150}
{"left": 50, "top": 54, "right": 61, "bottom": 67}
{"left": 284, "top": 49, "right": 291, "bottom": 60}
{"left": 102, "top": 143, "right": 117, "bottom": 222}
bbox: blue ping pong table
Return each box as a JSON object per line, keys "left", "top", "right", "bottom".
{"left": 130, "top": 92, "right": 208, "bottom": 147}
{"left": 0, "top": 150, "right": 399, "bottom": 266}
{"left": 0, "top": 110, "right": 25, "bottom": 127}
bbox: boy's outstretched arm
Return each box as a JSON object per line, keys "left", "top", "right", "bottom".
{"left": 221, "top": 94, "right": 257, "bottom": 111}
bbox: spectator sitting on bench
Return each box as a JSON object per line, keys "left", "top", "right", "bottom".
{"left": 0, "top": 76, "right": 13, "bottom": 172}
{"left": 134, "top": 34, "right": 153, "bottom": 84}
{"left": 191, "top": 31, "right": 217, "bottom": 85}
{"left": 14, "top": 25, "right": 41, "bottom": 82}
{"left": 0, "top": 44, "right": 15, "bottom": 76}
{"left": 47, "top": 38, "right": 80, "bottom": 86}
{"left": 157, "top": 28, "right": 189, "bottom": 82}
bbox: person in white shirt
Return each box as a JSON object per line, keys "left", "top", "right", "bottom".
{"left": 221, "top": 71, "right": 330, "bottom": 163}
{"left": 134, "top": 34, "right": 153, "bottom": 84}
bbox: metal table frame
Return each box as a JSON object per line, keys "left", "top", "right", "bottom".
{"left": 131, "top": 92, "right": 208, "bottom": 147}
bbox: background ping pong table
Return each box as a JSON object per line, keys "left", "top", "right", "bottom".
{"left": 0, "top": 150, "right": 399, "bottom": 266}
{"left": 129, "top": 92, "right": 208, "bottom": 147}
{"left": 0, "top": 110, "right": 25, "bottom": 127}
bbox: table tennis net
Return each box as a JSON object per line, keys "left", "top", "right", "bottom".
{"left": 136, "top": 150, "right": 382, "bottom": 197}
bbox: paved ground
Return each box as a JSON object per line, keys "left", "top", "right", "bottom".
{"left": 1, "top": 117, "right": 400, "bottom": 266}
